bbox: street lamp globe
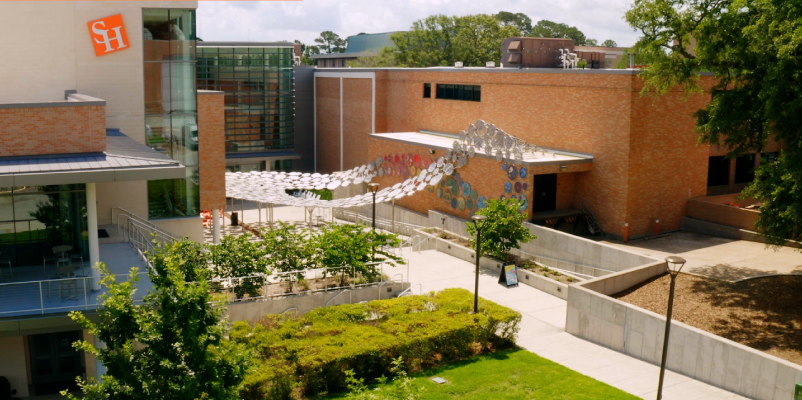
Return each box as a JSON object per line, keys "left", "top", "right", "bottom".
{"left": 664, "top": 256, "right": 686, "bottom": 276}
{"left": 367, "top": 183, "right": 380, "bottom": 193}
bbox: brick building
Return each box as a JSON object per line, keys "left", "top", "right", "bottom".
{"left": 313, "top": 68, "right": 780, "bottom": 239}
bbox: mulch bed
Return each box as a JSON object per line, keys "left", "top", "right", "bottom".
{"left": 613, "top": 273, "right": 802, "bottom": 365}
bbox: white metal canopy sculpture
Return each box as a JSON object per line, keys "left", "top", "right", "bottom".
{"left": 225, "top": 120, "right": 543, "bottom": 208}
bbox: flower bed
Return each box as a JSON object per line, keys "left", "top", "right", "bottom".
{"left": 230, "top": 288, "right": 521, "bottom": 399}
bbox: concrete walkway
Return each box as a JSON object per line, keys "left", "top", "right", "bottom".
{"left": 595, "top": 232, "right": 802, "bottom": 281}
{"left": 397, "top": 248, "right": 747, "bottom": 400}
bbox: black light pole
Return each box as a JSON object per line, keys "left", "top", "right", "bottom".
{"left": 470, "top": 215, "right": 488, "bottom": 314}
{"left": 656, "top": 255, "right": 687, "bottom": 400}
{"left": 367, "top": 183, "right": 380, "bottom": 231}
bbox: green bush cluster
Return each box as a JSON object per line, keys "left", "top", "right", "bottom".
{"left": 229, "top": 288, "right": 521, "bottom": 399}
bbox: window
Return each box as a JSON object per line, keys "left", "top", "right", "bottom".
{"left": 761, "top": 151, "right": 779, "bottom": 164}
{"left": 423, "top": 83, "right": 431, "bottom": 98}
{"left": 735, "top": 154, "right": 756, "bottom": 184}
{"left": 435, "top": 84, "right": 481, "bottom": 102}
{"left": 707, "top": 156, "right": 729, "bottom": 187}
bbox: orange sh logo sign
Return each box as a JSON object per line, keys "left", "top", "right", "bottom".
{"left": 87, "top": 14, "right": 129, "bottom": 56}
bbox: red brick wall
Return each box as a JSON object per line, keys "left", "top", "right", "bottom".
{"left": 342, "top": 78, "right": 373, "bottom": 171}
{"left": 198, "top": 91, "right": 226, "bottom": 211}
{"left": 317, "top": 70, "right": 717, "bottom": 237}
{"left": 0, "top": 105, "right": 105, "bottom": 157}
{"left": 316, "top": 77, "right": 342, "bottom": 172}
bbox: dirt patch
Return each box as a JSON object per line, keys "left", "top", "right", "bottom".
{"left": 614, "top": 273, "right": 802, "bottom": 365}
{"left": 421, "top": 228, "right": 473, "bottom": 248}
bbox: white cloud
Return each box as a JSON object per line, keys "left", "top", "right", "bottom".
{"left": 197, "top": 0, "right": 640, "bottom": 47}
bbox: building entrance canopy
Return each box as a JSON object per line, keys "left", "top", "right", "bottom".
{"left": 225, "top": 120, "right": 591, "bottom": 208}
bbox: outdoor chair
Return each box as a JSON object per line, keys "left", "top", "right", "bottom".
{"left": 43, "top": 252, "right": 57, "bottom": 276}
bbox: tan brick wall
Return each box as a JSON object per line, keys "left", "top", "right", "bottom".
{"left": 0, "top": 105, "right": 105, "bottom": 156}
{"left": 198, "top": 91, "right": 226, "bottom": 211}
{"left": 317, "top": 70, "right": 720, "bottom": 237}
{"left": 342, "top": 78, "right": 373, "bottom": 171}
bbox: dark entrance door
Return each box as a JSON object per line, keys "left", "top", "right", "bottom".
{"left": 29, "top": 331, "right": 82, "bottom": 395}
{"left": 532, "top": 174, "right": 558, "bottom": 213}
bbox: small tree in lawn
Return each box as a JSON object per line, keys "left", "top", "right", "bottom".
{"left": 467, "top": 198, "right": 536, "bottom": 260}
{"left": 63, "top": 239, "right": 250, "bottom": 400}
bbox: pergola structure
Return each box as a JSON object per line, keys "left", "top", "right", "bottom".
{"left": 224, "top": 120, "right": 546, "bottom": 229}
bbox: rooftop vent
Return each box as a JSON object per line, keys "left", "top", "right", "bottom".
{"left": 486, "top": 61, "right": 496, "bottom": 68}
{"left": 454, "top": 61, "right": 464, "bottom": 68}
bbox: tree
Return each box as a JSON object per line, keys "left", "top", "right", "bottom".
{"left": 209, "top": 233, "right": 269, "bottom": 298}
{"left": 467, "top": 198, "right": 537, "bottom": 260}
{"left": 602, "top": 39, "right": 618, "bottom": 47}
{"left": 314, "top": 31, "right": 347, "bottom": 54}
{"left": 314, "top": 222, "right": 405, "bottom": 283}
{"left": 495, "top": 11, "right": 532, "bottom": 35}
{"left": 63, "top": 240, "right": 250, "bottom": 400}
{"left": 529, "top": 20, "right": 590, "bottom": 45}
{"left": 347, "top": 46, "right": 402, "bottom": 68}
{"left": 260, "top": 222, "right": 314, "bottom": 290}
{"left": 393, "top": 14, "right": 520, "bottom": 67}
{"left": 625, "top": 0, "right": 802, "bottom": 248}
{"left": 294, "top": 40, "right": 318, "bottom": 65}
{"left": 584, "top": 38, "right": 599, "bottom": 46}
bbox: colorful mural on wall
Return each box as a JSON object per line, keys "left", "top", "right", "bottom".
{"left": 501, "top": 163, "right": 529, "bottom": 215}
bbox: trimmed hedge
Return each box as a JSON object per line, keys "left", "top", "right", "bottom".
{"left": 230, "top": 288, "right": 521, "bottom": 399}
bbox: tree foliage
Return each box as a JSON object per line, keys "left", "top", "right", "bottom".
{"left": 314, "top": 222, "right": 405, "bottom": 282}
{"left": 529, "top": 20, "right": 596, "bottom": 45}
{"left": 347, "top": 47, "right": 402, "bottom": 68}
{"left": 467, "top": 199, "right": 537, "bottom": 259}
{"left": 294, "top": 39, "right": 318, "bottom": 65}
{"left": 63, "top": 241, "right": 250, "bottom": 400}
{"left": 260, "top": 222, "right": 315, "bottom": 289}
{"left": 495, "top": 11, "right": 533, "bottom": 35}
{"left": 392, "top": 14, "right": 521, "bottom": 67}
{"left": 625, "top": 0, "right": 802, "bottom": 248}
{"left": 314, "top": 30, "right": 347, "bottom": 54}
{"left": 602, "top": 39, "right": 619, "bottom": 47}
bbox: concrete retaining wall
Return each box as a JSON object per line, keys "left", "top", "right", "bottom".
{"left": 682, "top": 217, "right": 768, "bottom": 244}
{"left": 427, "top": 210, "right": 656, "bottom": 277}
{"left": 687, "top": 195, "right": 760, "bottom": 231}
{"left": 412, "top": 229, "right": 569, "bottom": 299}
{"left": 226, "top": 281, "right": 410, "bottom": 322}
{"left": 566, "top": 263, "right": 802, "bottom": 400}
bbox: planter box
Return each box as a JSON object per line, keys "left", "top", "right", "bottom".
{"left": 412, "top": 229, "right": 568, "bottom": 299}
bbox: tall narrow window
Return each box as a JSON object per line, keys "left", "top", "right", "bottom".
{"left": 707, "top": 156, "right": 729, "bottom": 187}
{"left": 735, "top": 154, "right": 756, "bottom": 184}
{"left": 423, "top": 83, "right": 431, "bottom": 98}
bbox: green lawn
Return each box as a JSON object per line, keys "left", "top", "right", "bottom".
{"left": 322, "top": 348, "right": 637, "bottom": 400}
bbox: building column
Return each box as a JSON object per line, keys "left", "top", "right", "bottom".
{"left": 212, "top": 208, "right": 221, "bottom": 244}
{"left": 94, "top": 334, "right": 107, "bottom": 382}
{"left": 86, "top": 183, "right": 101, "bottom": 291}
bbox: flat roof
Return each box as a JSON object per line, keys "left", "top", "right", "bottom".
{"left": 313, "top": 67, "right": 717, "bottom": 77}
{"left": 370, "top": 131, "right": 593, "bottom": 166}
{"left": 198, "top": 41, "right": 295, "bottom": 48}
{"left": 0, "top": 129, "right": 186, "bottom": 187}
{"left": 310, "top": 53, "right": 362, "bottom": 60}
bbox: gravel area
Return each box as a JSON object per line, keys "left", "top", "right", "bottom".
{"left": 613, "top": 273, "right": 802, "bottom": 365}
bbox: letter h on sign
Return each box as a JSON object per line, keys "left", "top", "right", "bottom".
{"left": 87, "top": 14, "right": 129, "bottom": 56}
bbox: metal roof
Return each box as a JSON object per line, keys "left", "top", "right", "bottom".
{"left": 0, "top": 129, "right": 186, "bottom": 187}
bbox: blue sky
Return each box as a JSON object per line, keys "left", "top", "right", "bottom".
{"left": 197, "top": 0, "right": 640, "bottom": 47}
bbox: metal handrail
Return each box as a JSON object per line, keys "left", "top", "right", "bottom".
{"left": 113, "top": 208, "right": 179, "bottom": 268}
{"left": 411, "top": 235, "right": 430, "bottom": 253}
{"left": 333, "top": 208, "right": 423, "bottom": 236}
{"left": 378, "top": 274, "right": 403, "bottom": 300}
{"left": 398, "top": 283, "right": 421, "bottom": 297}
{"left": 281, "top": 307, "right": 298, "bottom": 315}
{"left": 326, "top": 289, "right": 351, "bottom": 307}
{"left": 112, "top": 207, "right": 178, "bottom": 240}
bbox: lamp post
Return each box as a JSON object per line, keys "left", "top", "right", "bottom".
{"left": 470, "top": 215, "right": 488, "bottom": 314}
{"left": 656, "top": 255, "right": 687, "bottom": 400}
{"left": 367, "top": 183, "right": 380, "bottom": 231}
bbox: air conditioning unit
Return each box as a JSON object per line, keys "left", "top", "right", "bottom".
{"left": 486, "top": 61, "right": 496, "bottom": 68}
{"left": 454, "top": 61, "right": 464, "bottom": 68}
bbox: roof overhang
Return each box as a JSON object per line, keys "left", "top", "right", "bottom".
{"left": 0, "top": 130, "right": 186, "bottom": 187}
{"left": 370, "top": 131, "right": 594, "bottom": 167}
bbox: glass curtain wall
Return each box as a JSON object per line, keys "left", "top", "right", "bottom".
{"left": 143, "top": 9, "right": 200, "bottom": 219}
{"left": 0, "top": 185, "right": 88, "bottom": 270}
{"left": 197, "top": 45, "right": 295, "bottom": 154}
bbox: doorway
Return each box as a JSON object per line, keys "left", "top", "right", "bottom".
{"left": 532, "top": 174, "right": 558, "bottom": 213}
{"left": 28, "top": 331, "right": 83, "bottom": 395}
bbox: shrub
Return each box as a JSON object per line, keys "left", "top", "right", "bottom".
{"left": 231, "top": 289, "right": 520, "bottom": 399}
{"left": 467, "top": 198, "right": 537, "bottom": 259}
{"left": 314, "top": 222, "right": 405, "bottom": 283}
{"left": 209, "top": 233, "right": 270, "bottom": 298}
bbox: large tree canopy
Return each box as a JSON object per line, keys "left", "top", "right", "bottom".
{"left": 314, "top": 30, "right": 347, "bottom": 54}
{"left": 495, "top": 11, "right": 533, "bottom": 36}
{"left": 530, "top": 20, "right": 596, "bottom": 46}
{"left": 626, "top": 0, "right": 802, "bottom": 247}
{"left": 392, "top": 14, "right": 520, "bottom": 67}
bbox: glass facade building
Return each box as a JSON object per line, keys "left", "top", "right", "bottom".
{"left": 0, "top": 185, "right": 88, "bottom": 268}
{"left": 143, "top": 9, "right": 200, "bottom": 219}
{"left": 197, "top": 43, "right": 296, "bottom": 171}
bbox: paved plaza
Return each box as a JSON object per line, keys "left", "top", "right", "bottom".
{"left": 596, "top": 231, "right": 802, "bottom": 281}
